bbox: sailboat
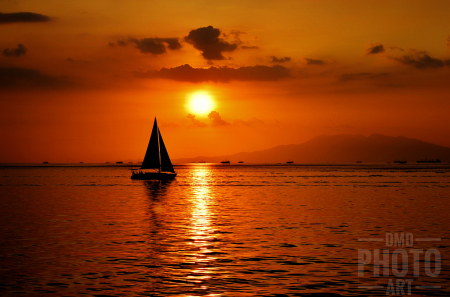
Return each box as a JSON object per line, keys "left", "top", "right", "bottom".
{"left": 131, "top": 118, "right": 177, "bottom": 180}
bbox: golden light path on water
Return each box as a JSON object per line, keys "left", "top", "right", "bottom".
{"left": 186, "top": 166, "right": 220, "bottom": 294}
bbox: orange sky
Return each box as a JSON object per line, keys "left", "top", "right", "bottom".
{"left": 1, "top": 0, "right": 450, "bottom": 163}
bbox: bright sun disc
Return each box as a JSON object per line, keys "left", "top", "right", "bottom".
{"left": 189, "top": 92, "right": 214, "bottom": 114}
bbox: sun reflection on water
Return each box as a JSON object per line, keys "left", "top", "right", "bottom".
{"left": 186, "top": 166, "right": 222, "bottom": 284}
{"left": 190, "top": 167, "right": 214, "bottom": 245}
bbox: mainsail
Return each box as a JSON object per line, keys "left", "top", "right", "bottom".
{"left": 141, "top": 118, "right": 160, "bottom": 170}
{"left": 140, "top": 118, "right": 175, "bottom": 173}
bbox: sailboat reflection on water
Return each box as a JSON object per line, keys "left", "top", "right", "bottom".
{"left": 131, "top": 118, "right": 177, "bottom": 180}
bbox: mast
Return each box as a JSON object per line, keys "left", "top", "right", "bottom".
{"left": 157, "top": 126, "right": 161, "bottom": 174}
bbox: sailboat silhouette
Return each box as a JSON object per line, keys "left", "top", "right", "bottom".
{"left": 131, "top": 118, "right": 177, "bottom": 180}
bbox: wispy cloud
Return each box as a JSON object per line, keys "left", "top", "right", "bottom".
{"left": 129, "top": 37, "right": 181, "bottom": 54}
{"left": 233, "top": 117, "right": 264, "bottom": 126}
{"left": 304, "top": 58, "right": 325, "bottom": 65}
{"left": 390, "top": 46, "right": 405, "bottom": 52}
{"left": 270, "top": 56, "right": 291, "bottom": 63}
{"left": 2, "top": 44, "right": 27, "bottom": 57}
{"left": 187, "top": 114, "right": 207, "bottom": 127}
{"left": 208, "top": 111, "right": 229, "bottom": 126}
{"left": 367, "top": 43, "right": 385, "bottom": 54}
{"left": 241, "top": 45, "right": 259, "bottom": 49}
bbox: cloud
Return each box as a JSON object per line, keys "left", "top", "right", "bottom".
{"left": 393, "top": 53, "right": 450, "bottom": 69}
{"left": 305, "top": 58, "right": 325, "bottom": 65}
{"left": 65, "top": 58, "right": 89, "bottom": 64}
{"left": 0, "top": 66, "right": 72, "bottom": 90}
{"left": 2, "top": 44, "right": 27, "bottom": 57}
{"left": 390, "top": 46, "right": 405, "bottom": 52}
{"left": 187, "top": 114, "right": 207, "bottom": 127}
{"left": 223, "top": 29, "right": 245, "bottom": 45}
{"left": 339, "top": 72, "right": 389, "bottom": 82}
{"left": 135, "top": 64, "right": 292, "bottom": 83}
{"left": 233, "top": 117, "right": 264, "bottom": 126}
{"left": 187, "top": 111, "right": 230, "bottom": 127}
{"left": 447, "top": 36, "right": 450, "bottom": 48}
{"left": 241, "top": 45, "right": 259, "bottom": 49}
{"left": 0, "top": 12, "right": 51, "bottom": 24}
{"left": 158, "top": 120, "right": 180, "bottom": 128}
{"left": 367, "top": 43, "right": 385, "bottom": 54}
{"left": 208, "top": 111, "right": 229, "bottom": 126}
{"left": 270, "top": 56, "right": 291, "bottom": 63}
{"left": 160, "top": 38, "right": 182, "bottom": 50}
{"left": 185, "top": 26, "right": 238, "bottom": 60}
{"left": 129, "top": 37, "right": 181, "bottom": 54}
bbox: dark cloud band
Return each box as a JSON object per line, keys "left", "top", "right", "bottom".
{"left": 393, "top": 53, "right": 450, "bottom": 69}
{"left": 135, "top": 64, "right": 292, "bottom": 83}
{"left": 339, "top": 72, "right": 389, "bottom": 82}
{"left": 0, "top": 12, "right": 51, "bottom": 24}
{"left": 0, "top": 66, "right": 71, "bottom": 90}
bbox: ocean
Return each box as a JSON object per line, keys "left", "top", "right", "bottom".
{"left": 0, "top": 164, "right": 449, "bottom": 296}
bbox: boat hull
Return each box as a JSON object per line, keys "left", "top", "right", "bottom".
{"left": 131, "top": 172, "right": 177, "bottom": 180}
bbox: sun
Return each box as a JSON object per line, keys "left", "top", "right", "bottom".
{"left": 189, "top": 92, "right": 214, "bottom": 115}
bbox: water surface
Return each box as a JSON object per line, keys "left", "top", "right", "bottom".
{"left": 1, "top": 164, "right": 449, "bottom": 296}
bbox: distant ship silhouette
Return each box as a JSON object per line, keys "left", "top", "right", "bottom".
{"left": 417, "top": 158, "right": 441, "bottom": 163}
{"left": 131, "top": 118, "right": 176, "bottom": 180}
{"left": 221, "top": 160, "right": 230, "bottom": 164}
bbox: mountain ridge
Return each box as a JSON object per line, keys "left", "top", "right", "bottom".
{"left": 173, "top": 134, "right": 450, "bottom": 164}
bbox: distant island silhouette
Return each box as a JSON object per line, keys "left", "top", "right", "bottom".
{"left": 173, "top": 134, "right": 450, "bottom": 164}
